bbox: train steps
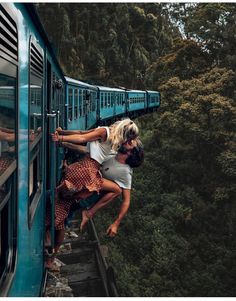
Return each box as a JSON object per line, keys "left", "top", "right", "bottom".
{"left": 43, "top": 214, "right": 118, "bottom": 297}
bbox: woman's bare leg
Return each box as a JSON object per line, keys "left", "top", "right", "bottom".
{"left": 45, "top": 229, "right": 65, "bottom": 270}
{"left": 80, "top": 179, "right": 121, "bottom": 231}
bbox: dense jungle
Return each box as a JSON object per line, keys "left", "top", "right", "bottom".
{"left": 37, "top": 3, "right": 236, "bottom": 296}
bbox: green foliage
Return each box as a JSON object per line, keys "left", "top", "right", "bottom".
{"left": 37, "top": 3, "right": 176, "bottom": 88}
{"left": 168, "top": 3, "right": 236, "bottom": 70}
{"left": 95, "top": 67, "right": 236, "bottom": 296}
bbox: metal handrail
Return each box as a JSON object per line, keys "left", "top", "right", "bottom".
{"left": 89, "top": 219, "right": 119, "bottom": 297}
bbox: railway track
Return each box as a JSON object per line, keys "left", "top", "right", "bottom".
{"left": 43, "top": 214, "right": 118, "bottom": 297}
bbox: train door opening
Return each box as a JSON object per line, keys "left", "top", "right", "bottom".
{"left": 44, "top": 60, "right": 56, "bottom": 249}
{"left": 46, "top": 60, "right": 52, "bottom": 192}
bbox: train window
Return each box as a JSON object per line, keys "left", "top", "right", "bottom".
{"left": 28, "top": 38, "right": 43, "bottom": 227}
{"left": 0, "top": 3, "right": 18, "bottom": 293}
{"left": 85, "top": 90, "right": 90, "bottom": 113}
{"left": 110, "top": 93, "right": 113, "bottom": 107}
{"left": 58, "top": 84, "right": 64, "bottom": 129}
{"left": 68, "top": 88, "right": 73, "bottom": 121}
{"left": 91, "top": 91, "right": 96, "bottom": 112}
{"left": 74, "top": 89, "right": 78, "bottom": 119}
{"left": 79, "top": 89, "right": 82, "bottom": 116}
{"left": 102, "top": 93, "right": 104, "bottom": 108}
{"left": 0, "top": 74, "right": 17, "bottom": 292}
{"left": 110, "top": 94, "right": 112, "bottom": 107}
{"left": 83, "top": 90, "right": 87, "bottom": 116}
{"left": 105, "top": 93, "right": 108, "bottom": 108}
{"left": 101, "top": 93, "right": 103, "bottom": 108}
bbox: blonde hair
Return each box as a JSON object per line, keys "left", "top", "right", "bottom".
{"left": 109, "top": 118, "right": 139, "bottom": 151}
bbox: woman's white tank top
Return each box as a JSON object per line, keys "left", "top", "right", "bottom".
{"left": 87, "top": 127, "right": 113, "bottom": 164}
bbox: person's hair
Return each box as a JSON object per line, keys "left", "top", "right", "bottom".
{"left": 109, "top": 118, "right": 139, "bottom": 151}
{"left": 126, "top": 139, "right": 144, "bottom": 168}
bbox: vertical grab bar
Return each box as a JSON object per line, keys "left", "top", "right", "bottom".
{"left": 47, "top": 112, "right": 56, "bottom": 249}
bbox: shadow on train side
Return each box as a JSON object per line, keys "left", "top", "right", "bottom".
{"left": 0, "top": 3, "right": 160, "bottom": 296}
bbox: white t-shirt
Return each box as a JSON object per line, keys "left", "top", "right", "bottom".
{"left": 87, "top": 126, "right": 113, "bottom": 164}
{"left": 101, "top": 155, "right": 133, "bottom": 189}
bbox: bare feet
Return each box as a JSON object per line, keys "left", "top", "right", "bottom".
{"left": 45, "top": 258, "right": 60, "bottom": 272}
{"left": 80, "top": 210, "right": 90, "bottom": 232}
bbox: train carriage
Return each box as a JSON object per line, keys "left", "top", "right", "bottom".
{"left": 97, "top": 86, "right": 126, "bottom": 121}
{"left": 126, "top": 89, "right": 147, "bottom": 114}
{"left": 65, "top": 76, "right": 98, "bottom": 130}
{"left": 146, "top": 90, "right": 161, "bottom": 110}
{"left": 0, "top": 2, "right": 160, "bottom": 297}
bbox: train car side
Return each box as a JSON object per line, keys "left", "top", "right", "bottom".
{"left": 97, "top": 86, "right": 126, "bottom": 122}
{"left": 0, "top": 3, "right": 65, "bottom": 296}
{"left": 0, "top": 3, "right": 161, "bottom": 297}
{"left": 146, "top": 90, "right": 161, "bottom": 111}
{"left": 65, "top": 77, "right": 98, "bottom": 130}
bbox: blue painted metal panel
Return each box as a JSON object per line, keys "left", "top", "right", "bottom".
{"left": 100, "top": 106, "right": 115, "bottom": 120}
{"left": 87, "top": 110, "right": 97, "bottom": 129}
{"left": 8, "top": 3, "right": 44, "bottom": 296}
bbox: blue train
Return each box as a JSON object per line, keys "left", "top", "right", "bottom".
{"left": 0, "top": 3, "right": 160, "bottom": 296}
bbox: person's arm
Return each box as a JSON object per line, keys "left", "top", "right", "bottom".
{"left": 61, "top": 142, "right": 88, "bottom": 154}
{"left": 51, "top": 127, "right": 107, "bottom": 144}
{"left": 0, "top": 130, "right": 15, "bottom": 142}
{"left": 0, "top": 127, "right": 14, "bottom": 133}
{"left": 106, "top": 189, "right": 131, "bottom": 237}
{"left": 57, "top": 128, "right": 95, "bottom": 135}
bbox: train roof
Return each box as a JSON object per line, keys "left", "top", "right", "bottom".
{"left": 97, "top": 86, "right": 126, "bottom": 92}
{"left": 0, "top": 85, "right": 40, "bottom": 89}
{"left": 146, "top": 90, "right": 160, "bottom": 94}
{"left": 65, "top": 77, "right": 98, "bottom": 90}
{"left": 126, "top": 89, "right": 146, "bottom": 94}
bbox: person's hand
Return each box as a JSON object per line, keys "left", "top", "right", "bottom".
{"left": 106, "top": 222, "right": 119, "bottom": 237}
{"left": 29, "top": 130, "right": 35, "bottom": 142}
{"left": 56, "top": 127, "right": 62, "bottom": 133}
{"left": 51, "top": 131, "right": 59, "bottom": 142}
{"left": 37, "top": 127, "right": 42, "bottom": 133}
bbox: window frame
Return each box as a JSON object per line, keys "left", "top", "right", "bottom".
{"left": 28, "top": 36, "right": 44, "bottom": 229}
{"left": 74, "top": 89, "right": 78, "bottom": 119}
{"left": 68, "top": 88, "right": 73, "bottom": 122}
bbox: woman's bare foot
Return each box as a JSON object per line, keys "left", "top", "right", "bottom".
{"left": 45, "top": 257, "right": 60, "bottom": 272}
{"left": 80, "top": 210, "right": 91, "bottom": 232}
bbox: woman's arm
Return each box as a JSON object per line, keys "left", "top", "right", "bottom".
{"left": 0, "top": 127, "right": 15, "bottom": 133}
{"left": 52, "top": 127, "right": 107, "bottom": 144}
{"left": 0, "top": 130, "right": 15, "bottom": 142}
{"left": 57, "top": 128, "right": 95, "bottom": 135}
{"left": 61, "top": 142, "right": 88, "bottom": 154}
